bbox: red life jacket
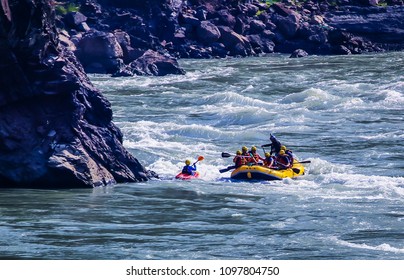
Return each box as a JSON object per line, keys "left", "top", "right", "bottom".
{"left": 233, "top": 156, "right": 243, "bottom": 167}
{"left": 276, "top": 154, "right": 291, "bottom": 169}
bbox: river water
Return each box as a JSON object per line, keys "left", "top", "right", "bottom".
{"left": 1, "top": 52, "right": 403, "bottom": 260}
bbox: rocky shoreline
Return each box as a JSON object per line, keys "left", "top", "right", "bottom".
{"left": 56, "top": 0, "right": 404, "bottom": 76}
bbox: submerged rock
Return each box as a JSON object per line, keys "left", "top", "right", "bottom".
{"left": 0, "top": 0, "right": 155, "bottom": 188}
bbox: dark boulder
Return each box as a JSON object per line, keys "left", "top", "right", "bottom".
{"left": 244, "top": 3, "right": 260, "bottom": 17}
{"left": 196, "top": 21, "right": 221, "bottom": 44}
{"left": 290, "top": 49, "right": 309, "bottom": 58}
{"left": 332, "top": 45, "right": 352, "bottom": 55}
{"left": 218, "top": 26, "right": 253, "bottom": 56}
{"left": 248, "top": 19, "right": 267, "bottom": 34}
{"left": 64, "top": 11, "right": 89, "bottom": 32}
{"left": 76, "top": 30, "right": 124, "bottom": 74}
{"left": 271, "top": 3, "right": 296, "bottom": 17}
{"left": 127, "top": 50, "right": 185, "bottom": 76}
{"left": 216, "top": 9, "right": 236, "bottom": 28}
{"left": 247, "top": 34, "right": 275, "bottom": 54}
{"left": 272, "top": 13, "right": 301, "bottom": 39}
{"left": 179, "top": 13, "right": 200, "bottom": 27}
{"left": 211, "top": 42, "right": 228, "bottom": 58}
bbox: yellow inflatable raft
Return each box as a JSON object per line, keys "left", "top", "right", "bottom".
{"left": 230, "top": 160, "right": 305, "bottom": 181}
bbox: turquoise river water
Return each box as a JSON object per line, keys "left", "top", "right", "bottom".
{"left": 0, "top": 52, "right": 403, "bottom": 260}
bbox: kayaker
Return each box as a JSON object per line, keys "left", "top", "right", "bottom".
{"left": 248, "top": 146, "right": 264, "bottom": 165}
{"left": 182, "top": 159, "right": 197, "bottom": 175}
{"left": 233, "top": 150, "right": 244, "bottom": 168}
{"left": 263, "top": 152, "right": 275, "bottom": 168}
{"left": 275, "top": 150, "right": 292, "bottom": 169}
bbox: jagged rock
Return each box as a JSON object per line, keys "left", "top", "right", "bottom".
{"left": 290, "top": 49, "right": 309, "bottom": 58}
{"left": 64, "top": 11, "right": 88, "bottom": 30}
{"left": 332, "top": 45, "right": 352, "bottom": 55}
{"left": 218, "top": 25, "right": 252, "bottom": 56}
{"left": 179, "top": 13, "right": 200, "bottom": 26}
{"left": 195, "top": 6, "right": 207, "bottom": 20}
{"left": 242, "top": 3, "right": 259, "bottom": 17}
{"left": 196, "top": 21, "right": 221, "bottom": 44}
{"left": 216, "top": 9, "right": 236, "bottom": 28}
{"left": 271, "top": 3, "right": 296, "bottom": 17}
{"left": 234, "top": 16, "right": 247, "bottom": 35}
{"left": 249, "top": 19, "right": 266, "bottom": 34}
{"left": 310, "top": 15, "right": 325, "bottom": 25}
{"left": 127, "top": 50, "right": 185, "bottom": 76}
{"left": 76, "top": 30, "right": 124, "bottom": 73}
{"left": 211, "top": 42, "right": 228, "bottom": 57}
{"left": 273, "top": 13, "right": 300, "bottom": 39}
{"left": 325, "top": 5, "right": 404, "bottom": 48}
{"left": 0, "top": 0, "right": 154, "bottom": 188}
{"left": 58, "top": 30, "right": 77, "bottom": 52}
{"left": 113, "top": 29, "right": 133, "bottom": 62}
{"left": 247, "top": 34, "right": 275, "bottom": 54}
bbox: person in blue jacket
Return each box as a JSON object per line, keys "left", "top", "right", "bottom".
{"left": 182, "top": 159, "right": 197, "bottom": 175}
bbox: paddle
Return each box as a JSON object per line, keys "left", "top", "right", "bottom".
{"left": 219, "top": 166, "right": 236, "bottom": 173}
{"left": 220, "top": 152, "right": 237, "bottom": 173}
{"left": 292, "top": 168, "right": 301, "bottom": 174}
{"left": 193, "top": 155, "right": 204, "bottom": 165}
{"left": 221, "top": 152, "right": 251, "bottom": 159}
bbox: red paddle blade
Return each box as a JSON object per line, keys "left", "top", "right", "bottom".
{"left": 197, "top": 155, "right": 204, "bottom": 161}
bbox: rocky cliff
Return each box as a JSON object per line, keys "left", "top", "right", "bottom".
{"left": 53, "top": 0, "right": 404, "bottom": 72}
{"left": 0, "top": 0, "right": 154, "bottom": 188}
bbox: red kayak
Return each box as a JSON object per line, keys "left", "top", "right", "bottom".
{"left": 175, "top": 171, "right": 200, "bottom": 180}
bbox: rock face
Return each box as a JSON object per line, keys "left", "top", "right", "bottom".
{"left": 60, "top": 0, "right": 404, "bottom": 62}
{"left": 325, "top": 5, "right": 404, "bottom": 51}
{"left": 0, "top": 0, "right": 154, "bottom": 188}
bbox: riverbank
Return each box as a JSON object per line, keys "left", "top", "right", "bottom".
{"left": 56, "top": 0, "right": 404, "bottom": 76}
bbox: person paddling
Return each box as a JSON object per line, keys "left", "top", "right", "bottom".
{"left": 182, "top": 159, "right": 197, "bottom": 175}
{"left": 275, "top": 150, "right": 292, "bottom": 170}
{"left": 281, "top": 145, "right": 295, "bottom": 161}
{"left": 241, "top": 146, "right": 249, "bottom": 158}
{"left": 233, "top": 150, "right": 245, "bottom": 168}
{"left": 248, "top": 146, "right": 264, "bottom": 165}
{"left": 263, "top": 152, "right": 275, "bottom": 168}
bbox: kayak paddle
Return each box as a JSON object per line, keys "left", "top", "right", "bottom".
{"left": 193, "top": 155, "right": 204, "bottom": 165}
